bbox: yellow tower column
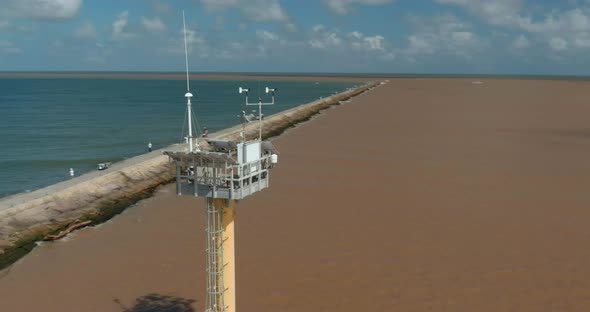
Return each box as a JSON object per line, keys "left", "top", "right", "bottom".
{"left": 215, "top": 198, "right": 236, "bottom": 312}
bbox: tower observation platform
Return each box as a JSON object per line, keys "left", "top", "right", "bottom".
{"left": 165, "top": 139, "right": 278, "bottom": 200}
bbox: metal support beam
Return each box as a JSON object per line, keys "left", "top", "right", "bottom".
{"left": 176, "top": 163, "right": 181, "bottom": 195}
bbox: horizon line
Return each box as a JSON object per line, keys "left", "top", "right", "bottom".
{"left": 0, "top": 70, "right": 589, "bottom": 78}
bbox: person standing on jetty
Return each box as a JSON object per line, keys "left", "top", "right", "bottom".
{"left": 148, "top": 141, "right": 152, "bottom": 152}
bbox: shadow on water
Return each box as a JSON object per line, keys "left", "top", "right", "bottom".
{"left": 114, "top": 294, "right": 196, "bottom": 312}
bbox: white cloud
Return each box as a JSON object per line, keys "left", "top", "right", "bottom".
{"left": 185, "top": 28, "right": 204, "bottom": 45}
{"left": 309, "top": 35, "right": 341, "bottom": 49}
{"left": 435, "top": 0, "right": 590, "bottom": 54}
{"left": 515, "top": 8, "right": 590, "bottom": 53}
{"left": 2, "top": 0, "right": 82, "bottom": 20}
{"left": 0, "top": 20, "right": 38, "bottom": 33}
{"left": 200, "top": 0, "right": 239, "bottom": 9}
{"left": 451, "top": 31, "right": 474, "bottom": 44}
{"left": 435, "top": 1, "right": 590, "bottom": 35}
{"left": 285, "top": 23, "right": 297, "bottom": 32}
{"left": 401, "top": 14, "right": 486, "bottom": 59}
{"left": 141, "top": 16, "right": 166, "bottom": 33}
{"left": 347, "top": 31, "right": 362, "bottom": 39}
{"left": 15, "top": 24, "right": 38, "bottom": 33}
{"left": 518, "top": 8, "right": 590, "bottom": 53}
{"left": 348, "top": 31, "right": 386, "bottom": 51}
{"left": 434, "top": 0, "right": 523, "bottom": 25}
{"left": 574, "top": 36, "right": 590, "bottom": 48}
{"left": 549, "top": 37, "right": 568, "bottom": 51}
{"left": 199, "top": 0, "right": 289, "bottom": 22}
{"left": 511, "top": 34, "right": 530, "bottom": 50}
{"left": 323, "top": 0, "right": 394, "bottom": 15}
{"left": 516, "top": 9, "right": 590, "bottom": 34}
{"left": 74, "top": 21, "right": 97, "bottom": 40}
{"left": 309, "top": 26, "right": 342, "bottom": 49}
{"left": 152, "top": 1, "right": 172, "bottom": 15}
{"left": 159, "top": 22, "right": 395, "bottom": 66}
{"left": 406, "top": 35, "right": 435, "bottom": 55}
{"left": 308, "top": 25, "right": 394, "bottom": 60}
{"left": 313, "top": 25, "right": 325, "bottom": 33}
{"left": 365, "top": 35, "right": 385, "bottom": 51}
{"left": 112, "top": 11, "right": 135, "bottom": 40}
{"left": 0, "top": 40, "right": 22, "bottom": 54}
{"left": 244, "top": 1, "right": 287, "bottom": 21}
{"left": 256, "top": 29, "right": 279, "bottom": 41}
{"left": 164, "top": 27, "right": 206, "bottom": 56}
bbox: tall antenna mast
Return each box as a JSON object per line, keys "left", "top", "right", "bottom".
{"left": 183, "top": 10, "right": 190, "bottom": 92}
{"left": 182, "top": 10, "right": 195, "bottom": 152}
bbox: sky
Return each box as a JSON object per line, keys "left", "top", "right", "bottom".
{"left": 1, "top": 0, "right": 590, "bottom": 75}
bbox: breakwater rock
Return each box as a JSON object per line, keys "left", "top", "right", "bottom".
{"left": 0, "top": 81, "right": 379, "bottom": 270}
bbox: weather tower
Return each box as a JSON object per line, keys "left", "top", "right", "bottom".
{"left": 165, "top": 11, "right": 279, "bottom": 312}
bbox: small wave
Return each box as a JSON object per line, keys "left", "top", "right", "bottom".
{"left": 91, "top": 223, "right": 105, "bottom": 229}
{"left": 58, "top": 234, "right": 73, "bottom": 242}
{"left": 91, "top": 218, "right": 115, "bottom": 229}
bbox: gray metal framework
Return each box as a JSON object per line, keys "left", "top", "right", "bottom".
{"left": 165, "top": 141, "right": 276, "bottom": 200}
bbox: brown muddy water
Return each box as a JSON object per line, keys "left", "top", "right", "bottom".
{"left": 2, "top": 79, "right": 590, "bottom": 312}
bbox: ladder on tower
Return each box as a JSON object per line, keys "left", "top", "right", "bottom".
{"left": 205, "top": 198, "right": 226, "bottom": 312}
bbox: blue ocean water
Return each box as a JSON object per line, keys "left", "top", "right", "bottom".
{"left": 0, "top": 76, "right": 357, "bottom": 197}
